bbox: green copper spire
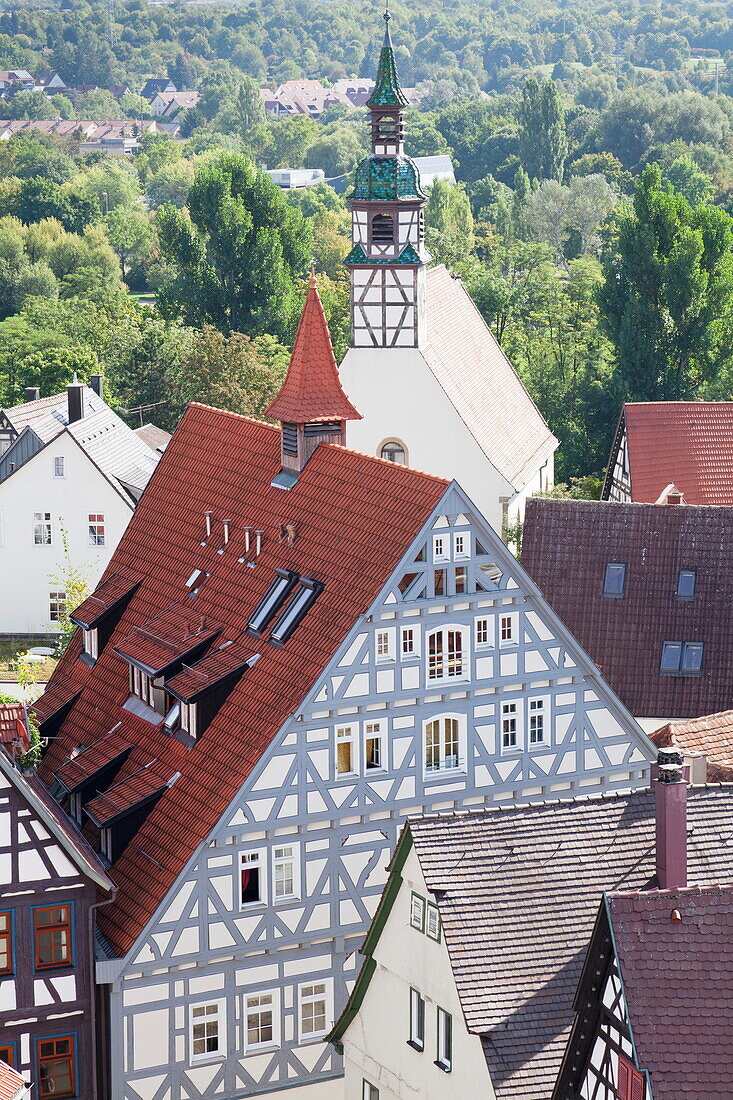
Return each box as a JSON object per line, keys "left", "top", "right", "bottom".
{"left": 367, "top": 10, "right": 409, "bottom": 109}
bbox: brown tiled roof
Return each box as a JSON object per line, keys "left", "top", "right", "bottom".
{"left": 422, "top": 267, "right": 557, "bottom": 491}
{"left": 651, "top": 710, "right": 733, "bottom": 781}
{"left": 624, "top": 402, "right": 733, "bottom": 505}
{"left": 409, "top": 785, "right": 733, "bottom": 1100}
{"left": 86, "top": 759, "right": 178, "bottom": 826}
{"left": 55, "top": 725, "right": 132, "bottom": 792}
{"left": 114, "top": 605, "right": 221, "bottom": 676}
{"left": 0, "top": 1059, "right": 28, "bottom": 1100}
{"left": 70, "top": 570, "right": 141, "bottom": 630}
{"left": 521, "top": 498, "right": 733, "bottom": 718}
{"left": 37, "top": 402, "right": 447, "bottom": 954}
{"left": 166, "top": 641, "right": 254, "bottom": 702}
{"left": 265, "top": 274, "right": 361, "bottom": 424}
{"left": 30, "top": 676, "right": 81, "bottom": 728}
{"left": 609, "top": 885, "right": 733, "bottom": 1098}
{"left": 0, "top": 702, "right": 29, "bottom": 749}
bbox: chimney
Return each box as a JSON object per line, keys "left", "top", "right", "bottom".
{"left": 654, "top": 747, "right": 687, "bottom": 890}
{"left": 67, "top": 374, "right": 85, "bottom": 424}
{"left": 24, "top": 386, "right": 40, "bottom": 402}
{"left": 90, "top": 372, "right": 104, "bottom": 399}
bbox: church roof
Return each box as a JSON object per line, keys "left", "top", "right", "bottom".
{"left": 422, "top": 266, "right": 557, "bottom": 491}
{"left": 352, "top": 154, "right": 425, "bottom": 202}
{"left": 366, "top": 16, "right": 409, "bottom": 109}
{"left": 265, "top": 275, "right": 361, "bottom": 424}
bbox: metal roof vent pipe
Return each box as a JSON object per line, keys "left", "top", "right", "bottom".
{"left": 67, "top": 373, "right": 85, "bottom": 424}
{"left": 204, "top": 511, "right": 213, "bottom": 538}
{"left": 654, "top": 747, "right": 688, "bottom": 890}
{"left": 222, "top": 519, "right": 231, "bottom": 545}
{"left": 24, "top": 386, "right": 40, "bottom": 402}
{"left": 90, "top": 373, "right": 104, "bottom": 399}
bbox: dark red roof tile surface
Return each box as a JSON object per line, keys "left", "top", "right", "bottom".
{"left": 166, "top": 640, "right": 254, "bottom": 702}
{"left": 521, "top": 498, "right": 733, "bottom": 718}
{"left": 0, "top": 702, "right": 28, "bottom": 748}
{"left": 30, "top": 676, "right": 81, "bottom": 727}
{"left": 610, "top": 885, "right": 733, "bottom": 1099}
{"left": 624, "top": 402, "right": 733, "bottom": 505}
{"left": 0, "top": 1059, "right": 28, "bottom": 1099}
{"left": 652, "top": 710, "right": 733, "bottom": 781}
{"left": 86, "top": 758, "right": 178, "bottom": 825}
{"left": 71, "top": 570, "right": 141, "bottom": 629}
{"left": 37, "top": 402, "right": 447, "bottom": 954}
{"left": 114, "top": 605, "right": 221, "bottom": 675}
{"left": 55, "top": 725, "right": 132, "bottom": 792}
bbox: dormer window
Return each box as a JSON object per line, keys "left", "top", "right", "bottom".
{"left": 372, "top": 214, "right": 394, "bottom": 244}
{"left": 165, "top": 644, "right": 255, "bottom": 742}
{"left": 129, "top": 665, "right": 165, "bottom": 714}
{"left": 71, "top": 571, "right": 142, "bottom": 664}
{"left": 270, "top": 579, "right": 324, "bottom": 646}
{"left": 248, "top": 569, "right": 299, "bottom": 635}
{"left": 83, "top": 628, "right": 98, "bottom": 662}
{"left": 676, "top": 569, "right": 696, "bottom": 599}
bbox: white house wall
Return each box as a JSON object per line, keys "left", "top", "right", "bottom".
{"left": 0, "top": 432, "right": 131, "bottom": 633}
{"left": 342, "top": 845, "right": 495, "bottom": 1099}
{"left": 105, "top": 482, "right": 653, "bottom": 1100}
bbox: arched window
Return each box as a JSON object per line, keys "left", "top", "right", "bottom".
{"left": 380, "top": 439, "right": 407, "bottom": 464}
{"left": 372, "top": 214, "right": 394, "bottom": 243}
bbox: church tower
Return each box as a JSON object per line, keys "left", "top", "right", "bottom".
{"left": 345, "top": 12, "right": 428, "bottom": 348}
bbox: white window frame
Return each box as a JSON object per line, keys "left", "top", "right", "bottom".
{"left": 273, "top": 843, "right": 299, "bottom": 901}
{"left": 180, "top": 700, "right": 197, "bottom": 738}
{"left": 475, "top": 617, "right": 493, "bottom": 648}
{"left": 49, "top": 590, "right": 66, "bottom": 623}
{"left": 409, "top": 987, "right": 425, "bottom": 1050}
{"left": 499, "top": 611, "right": 518, "bottom": 647}
{"left": 189, "top": 999, "right": 226, "bottom": 1062}
{"left": 424, "top": 713, "right": 466, "bottom": 774}
{"left": 362, "top": 1081, "right": 379, "bottom": 1100}
{"left": 33, "top": 511, "right": 52, "bottom": 546}
{"left": 335, "top": 723, "right": 358, "bottom": 777}
{"left": 53, "top": 455, "right": 65, "bottom": 478}
{"left": 501, "top": 700, "right": 521, "bottom": 751}
{"left": 453, "top": 531, "right": 470, "bottom": 559}
{"left": 432, "top": 533, "right": 450, "bottom": 562}
{"left": 298, "top": 979, "right": 332, "bottom": 1042}
{"left": 375, "top": 627, "right": 395, "bottom": 662}
{"left": 364, "top": 720, "right": 385, "bottom": 772}
{"left": 400, "top": 625, "right": 420, "bottom": 659}
{"left": 244, "top": 988, "right": 279, "bottom": 1053}
{"left": 83, "top": 628, "right": 99, "bottom": 660}
{"left": 426, "top": 625, "right": 469, "bottom": 684}
{"left": 239, "top": 849, "right": 267, "bottom": 908}
{"left": 88, "top": 512, "right": 106, "bottom": 547}
{"left": 436, "top": 1006, "right": 452, "bottom": 1071}
{"left": 528, "top": 697, "right": 549, "bottom": 747}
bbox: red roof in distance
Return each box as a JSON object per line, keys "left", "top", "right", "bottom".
{"left": 265, "top": 273, "right": 362, "bottom": 424}
{"left": 624, "top": 401, "right": 733, "bottom": 505}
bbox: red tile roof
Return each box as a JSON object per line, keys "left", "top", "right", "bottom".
{"left": 114, "top": 605, "right": 221, "bottom": 676}
{"left": 70, "top": 571, "right": 142, "bottom": 630}
{"left": 0, "top": 1060, "right": 28, "bottom": 1100}
{"left": 0, "top": 702, "right": 29, "bottom": 749}
{"left": 651, "top": 710, "right": 733, "bottom": 781}
{"left": 166, "top": 640, "right": 254, "bottom": 702}
{"left": 37, "top": 402, "right": 447, "bottom": 954}
{"left": 624, "top": 401, "right": 733, "bottom": 505}
{"left": 521, "top": 498, "right": 733, "bottom": 718}
{"left": 55, "top": 725, "right": 132, "bottom": 792}
{"left": 29, "top": 676, "right": 81, "bottom": 728}
{"left": 86, "top": 759, "right": 178, "bottom": 826}
{"left": 609, "top": 885, "right": 733, "bottom": 1098}
{"left": 265, "top": 274, "right": 362, "bottom": 424}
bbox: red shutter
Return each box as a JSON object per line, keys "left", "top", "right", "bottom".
{"left": 630, "top": 1068, "right": 645, "bottom": 1100}
{"left": 617, "top": 1057, "right": 631, "bottom": 1100}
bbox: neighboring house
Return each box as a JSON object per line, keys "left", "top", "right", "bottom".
{"left": 265, "top": 168, "right": 325, "bottom": 189}
{"left": 78, "top": 136, "right": 140, "bottom": 156}
{"left": 651, "top": 708, "right": 733, "bottom": 781}
{"left": 0, "top": 706, "right": 115, "bottom": 1095}
{"left": 149, "top": 90, "right": 200, "bottom": 117}
{"left": 554, "top": 753, "right": 731, "bottom": 1100}
{"left": 36, "top": 71, "right": 68, "bottom": 93}
{"left": 108, "top": 84, "right": 132, "bottom": 100}
{"left": 0, "top": 378, "right": 161, "bottom": 635}
{"left": 338, "top": 18, "right": 557, "bottom": 533}
{"left": 330, "top": 752, "right": 733, "bottom": 1100}
{"left": 0, "top": 119, "right": 160, "bottom": 142}
{"left": 602, "top": 401, "right": 733, "bottom": 504}
{"left": 0, "top": 71, "right": 34, "bottom": 92}
{"left": 521, "top": 497, "right": 733, "bottom": 729}
{"left": 0, "top": 1060, "right": 31, "bottom": 1098}
{"left": 140, "top": 77, "right": 175, "bottom": 100}
{"left": 31, "top": 278, "right": 651, "bottom": 1100}
{"left": 134, "top": 423, "right": 171, "bottom": 454}
{"left": 412, "top": 154, "right": 456, "bottom": 186}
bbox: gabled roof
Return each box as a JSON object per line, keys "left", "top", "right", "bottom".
{"left": 30, "top": 675, "right": 81, "bottom": 729}
{"left": 55, "top": 725, "right": 132, "bottom": 792}
{"left": 166, "top": 641, "right": 254, "bottom": 702}
{"left": 611, "top": 401, "right": 733, "bottom": 505}
{"left": 0, "top": 1061, "right": 29, "bottom": 1100}
{"left": 652, "top": 709, "right": 733, "bottom": 781}
{"left": 114, "top": 606, "right": 221, "bottom": 676}
{"left": 402, "top": 786, "right": 733, "bottom": 1099}
{"left": 265, "top": 275, "right": 361, "bottom": 424}
{"left": 521, "top": 498, "right": 733, "bottom": 718}
{"left": 134, "top": 423, "right": 171, "bottom": 453}
{"left": 608, "top": 885, "right": 733, "bottom": 1098}
{"left": 37, "top": 402, "right": 447, "bottom": 954}
{"left": 421, "top": 267, "right": 558, "bottom": 491}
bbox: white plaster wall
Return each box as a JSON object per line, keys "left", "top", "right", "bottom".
{"left": 340, "top": 347, "right": 512, "bottom": 535}
{"left": 507, "top": 449, "right": 555, "bottom": 524}
{"left": 0, "top": 433, "right": 132, "bottom": 632}
{"left": 342, "top": 846, "right": 495, "bottom": 1100}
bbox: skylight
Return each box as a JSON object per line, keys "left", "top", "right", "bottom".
{"left": 603, "top": 563, "right": 626, "bottom": 597}
{"left": 269, "top": 579, "right": 324, "bottom": 646}
{"left": 248, "top": 569, "right": 299, "bottom": 635}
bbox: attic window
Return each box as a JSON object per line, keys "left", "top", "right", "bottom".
{"left": 660, "top": 641, "right": 704, "bottom": 675}
{"left": 248, "top": 569, "right": 299, "bottom": 635}
{"left": 603, "top": 562, "right": 626, "bottom": 597}
{"left": 270, "top": 578, "right": 324, "bottom": 646}
{"left": 372, "top": 214, "right": 394, "bottom": 244}
{"left": 186, "top": 569, "right": 207, "bottom": 591}
{"left": 381, "top": 440, "right": 406, "bottom": 464}
{"left": 676, "top": 569, "right": 696, "bottom": 599}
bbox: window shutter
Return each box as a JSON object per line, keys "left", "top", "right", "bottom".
{"left": 617, "top": 1058, "right": 631, "bottom": 1100}
{"left": 630, "top": 1069, "right": 645, "bottom": 1100}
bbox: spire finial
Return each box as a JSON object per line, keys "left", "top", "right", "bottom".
{"left": 309, "top": 266, "right": 317, "bottom": 289}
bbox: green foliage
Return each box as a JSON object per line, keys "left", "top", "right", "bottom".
{"left": 519, "top": 76, "right": 568, "bottom": 183}
{"left": 173, "top": 325, "right": 288, "bottom": 420}
{"left": 155, "top": 153, "right": 312, "bottom": 338}
{"left": 424, "top": 180, "right": 475, "bottom": 269}
{"left": 103, "top": 207, "right": 153, "bottom": 281}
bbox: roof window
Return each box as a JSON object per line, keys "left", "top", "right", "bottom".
{"left": 602, "top": 562, "right": 626, "bottom": 597}
{"left": 270, "top": 579, "right": 324, "bottom": 646}
{"left": 660, "top": 641, "right": 704, "bottom": 675}
{"left": 248, "top": 569, "right": 299, "bottom": 635}
{"left": 676, "top": 569, "right": 696, "bottom": 599}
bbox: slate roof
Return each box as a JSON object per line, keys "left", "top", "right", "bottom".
{"left": 609, "top": 885, "right": 733, "bottom": 1099}
{"left": 521, "top": 498, "right": 733, "bottom": 718}
{"left": 37, "top": 402, "right": 448, "bottom": 955}
{"left": 422, "top": 267, "right": 558, "bottom": 491}
{"left": 0, "top": 1061, "right": 28, "bottom": 1100}
{"left": 652, "top": 709, "right": 733, "bottom": 781}
{"left": 2, "top": 385, "right": 160, "bottom": 497}
{"left": 265, "top": 275, "right": 361, "bottom": 424}
{"left": 408, "top": 785, "right": 733, "bottom": 1100}
{"left": 614, "top": 402, "right": 733, "bottom": 505}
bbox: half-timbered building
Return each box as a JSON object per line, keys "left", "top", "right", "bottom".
{"left": 338, "top": 16, "right": 558, "bottom": 534}
{"left": 0, "top": 709, "right": 114, "bottom": 1097}
{"left": 30, "top": 278, "right": 652, "bottom": 1100}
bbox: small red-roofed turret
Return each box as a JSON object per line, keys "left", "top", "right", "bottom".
{"left": 266, "top": 272, "right": 361, "bottom": 482}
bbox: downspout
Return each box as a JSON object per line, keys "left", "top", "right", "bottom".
{"left": 88, "top": 886, "right": 118, "bottom": 1100}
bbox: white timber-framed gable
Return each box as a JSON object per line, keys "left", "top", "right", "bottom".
{"left": 102, "top": 480, "right": 653, "bottom": 1100}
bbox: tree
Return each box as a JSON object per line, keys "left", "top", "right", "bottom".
{"left": 71, "top": 161, "right": 141, "bottom": 213}
{"left": 17, "top": 345, "right": 100, "bottom": 396}
{"left": 598, "top": 165, "right": 733, "bottom": 402}
{"left": 173, "top": 325, "right": 287, "bottom": 419}
{"left": 155, "top": 153, "right": 312, "bottom": 338}
{"left": 519, "top": 75, "right": 568, "bottom": 183}
{"left": 305, "top": 125, "right": 364, "bottom": 178}
{"left": 9, "top": 178, "right": 97, "bottom": 234}
{"left": 424, "top": 180, "right": 475, "bottom": 269}
{"left": 263, "top": 116, "right": 319, "bottom": 169}
{"left": 103, "top": 208, "right": 153, "bottom": 281}
{"left": 6, "top": 89, "right": 56, "bottom": 120}
{"left": 663, "top": 155, "right": 714, "bottom": 206}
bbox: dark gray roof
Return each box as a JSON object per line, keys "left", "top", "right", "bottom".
{"left": 409, "top": 785, "right": 733, "bottom": 1099}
